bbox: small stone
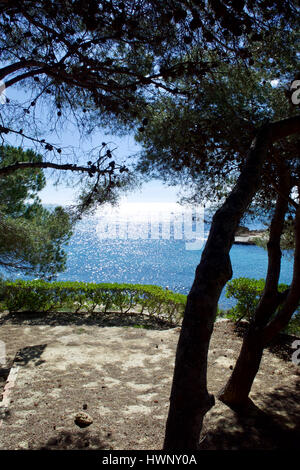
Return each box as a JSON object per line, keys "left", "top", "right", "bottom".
{"left": 74, "top": 412, "right": 93, "bottom": 428}
{"left": 229, "top": 365, "right": 233, "bottom": 370}
{"left": 0, "top": 406, "right": 9, "bottom": 419}
{"left": 48, "top": 437, "right": 58, "bottom": 446}
{"left": 83, "top": 404, "right": 88, "bottom": 410}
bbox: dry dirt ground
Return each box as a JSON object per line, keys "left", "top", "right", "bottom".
{"left": 0, "top": 311, "right": 299, "bottom": 450}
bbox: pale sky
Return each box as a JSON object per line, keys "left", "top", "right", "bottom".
{"left": 3, "top": 86, "right": 182, "bottom": 206}
{"left": 39, "top": 178, "right": 182, "bottom": 206}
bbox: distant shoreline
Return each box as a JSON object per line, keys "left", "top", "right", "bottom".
{"left": 234, "top": 227, "right": 266, "bottom": 246}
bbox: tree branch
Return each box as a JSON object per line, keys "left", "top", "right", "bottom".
{"left": 4, "top": 68, "right": 45, "bottom": 89}
{"left": 0, "top": 161, "right": 107, "bottom": 176}
{"left": 0, "top": 60, "right": 44, "bottom": 80}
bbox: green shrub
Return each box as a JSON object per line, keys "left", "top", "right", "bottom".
{"left": 225, "top": 277, "right": 300, "bottom": 335}
{"left": 284, "top": 311, "right": 300, "bottom": 336}
{"left": 1, "top": 280, "right": 186, "bottom": 325}
{"left": 225, "top": 277, "right": 266, "bottom": 323}
{"left": 0, "top": 275, "right": 5, "bottom": 309}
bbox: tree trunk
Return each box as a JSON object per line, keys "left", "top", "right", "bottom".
{"left": 219, "top": 326, "right": 264, "bottom": 408}
{"left": 219, "top": 172, "right": 300, "bottom": 410}
{"left": 219, "top": 166, "right": 291, "bottom": 408}
{"left": 163, "top": 115, "right": 300, "bottom": 450}
{"left": 263, "top": 193, "right": 300, "bottom": 343}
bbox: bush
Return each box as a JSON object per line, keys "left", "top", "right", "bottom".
{"left": 225, "top": 277, "right": 300, "bottom": 335}
{"left": 0, "top": 275, "right": 5, "bottom": 306}
{"left": 1, "top": 280, "right": 186, "bottom": 325}
{"left": 225, "top": 277, "right": 266, "bottom": 323}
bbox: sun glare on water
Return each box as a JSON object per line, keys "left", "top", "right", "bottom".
{"left": 94, "top": 202, "right": 206, "bottom": 250}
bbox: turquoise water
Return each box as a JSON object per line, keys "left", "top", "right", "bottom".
{"left": 54, "top": 213, "right": 294, "bottom": 309}
{"left": 4, "top": 207, "right": 294, "bottom": 309}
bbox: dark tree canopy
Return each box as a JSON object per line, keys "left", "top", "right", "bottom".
{"left": 0, "top": 145, "right": 73, "bottom": 278}
{"left": 131, "top": 38, "right": 299, "bottom": 205}
{"left": 0, "top": 1, "right": 298, "bottom": 214}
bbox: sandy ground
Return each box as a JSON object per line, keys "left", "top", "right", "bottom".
{"left": 0, "top": 311, "right": 299, "bottom": 450}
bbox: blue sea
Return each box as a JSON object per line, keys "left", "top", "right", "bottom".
{"left": 5, "top": 203, "right": 294, "bottom": 309}
{"left": 52, "top": 204, "right": 295, "bottom": 309}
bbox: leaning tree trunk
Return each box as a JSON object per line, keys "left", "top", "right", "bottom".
{"left": 219, "top": 165, "right": 292, "bottom": 408}
{"left": 263, "top": 192, "right": 300, "bottom": 343}
{"left": 163, "top": 116, "right": 300, "bottom": 450}
{"left": 218, "top": 327, "right": 265, "bottom": 408}
{"left": 220, "top": 195, "right": 300, "bottom": 409}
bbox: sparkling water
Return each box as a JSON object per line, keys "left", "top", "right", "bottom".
{"left": 56, "top": 205, "right": 294, "bottom": 309}
{"left": 4, "top": 204, "right": 294, "bottom": 309}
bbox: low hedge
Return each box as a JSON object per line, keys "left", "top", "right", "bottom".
{"left": 0, "top": 279, "right": 187, "bottom": 325}
{"left": 225, "top": 277, "right": 300, "bottom": 335}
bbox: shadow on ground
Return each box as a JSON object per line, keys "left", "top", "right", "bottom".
{"left": 38, "top": 430, "right": 110, "bottom": 450}
{"left": 1, "top": 345, "right": 47, "bottom": 398}
{"left": 0, "top": 311, "right": 175, "bottom": 330}
{"left": 233, "top": 322, "right": 299, "bottom": 362}
{"left": 14, "top": 344, "right": 47, "bottom": 366}
{"left": 200, "top": 377, "right": 300, "bottom": 450}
